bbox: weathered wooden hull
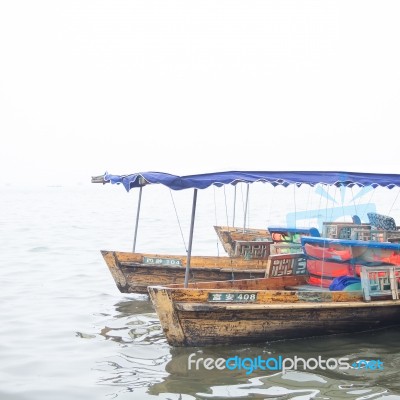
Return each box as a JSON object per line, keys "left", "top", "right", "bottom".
{"left": 166, "top": 302, "right": 400, "bottom": 346}
{"left": 101, "top": 250, "right": 269, "bottom": 294}
{"left": 148, "top": 276, "right": 400, "bottom": 346}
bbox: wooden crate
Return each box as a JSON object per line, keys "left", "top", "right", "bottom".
{"left": 322, "top": 222, "right": 371, "bottom": 240}
{"left": 360, "top": 265, "right": 399, "bottom": 301}
{"left": 370, "top": 230, "right": 400, "bottom": 243}
{"left": 234, "top": 240, "right": 273, "bottom": 259}
{"left": 265, "top": 253, "right": 307, "bottom": 278}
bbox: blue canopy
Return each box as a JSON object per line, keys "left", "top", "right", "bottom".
{"left": 100, "top": 171, "right": 400, "bottom": 192}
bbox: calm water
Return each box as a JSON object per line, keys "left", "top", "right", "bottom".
{"left": 1, "top": 183, "right": 400, "bottom": 400}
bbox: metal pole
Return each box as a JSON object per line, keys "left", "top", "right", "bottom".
{"left": 232, "top": 185, "right": 237, "bottom": 227}
{"left": 243, "top": 183, "right": 249, "bottom": 233}
{"left": 184, "top": 189, "right": 198, "bottom": 288}
{"left": 132, "top": 186, "right": 143, "bottom": 252}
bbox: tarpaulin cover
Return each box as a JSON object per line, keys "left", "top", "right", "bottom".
{"left": 103, "top": 171, "right": 400, "bottom": 192}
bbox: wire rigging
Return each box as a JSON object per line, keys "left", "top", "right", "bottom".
{"left": 388, "top": 187, "right": 400, "bottom": 216}
{"left": 213, "top": 186, "right": 220, "bottom": 257}
{"left": 293, "top": 185, "right": 297, "bottom": 228}
{"left": 351, "top": 187, "right": 358, "bottom": 217}
{"left": 360, "top": 189, "right": 375, "bottom": 221}
{"left": 169, "top": 189, "right": 187, "bottom": 252}
{"left": 223, "top": 186, "right": 229, "bottom": 227}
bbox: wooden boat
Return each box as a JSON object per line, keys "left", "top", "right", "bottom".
{"left": 148, "top": 253, "right": 400, "bottom": 346}
{"left": 94, "top": 172, "right": 306, "bottom": 294}
{"left": 102, "top": 250, "right": 271, "bottom": 294}
{"left": 101, "top": 228, "right": 310, "bottom": 294}
{"left": 213, "top": 225, "right": 271, "bottom": 257}
{"left": 148, "top": 241, "right": 400, "bottom": 347}
{"left": 94, "top": 170, "right": 400, "bottom": 346}
{"left": 214, "top": 225, "right": 319, "bottom": 257}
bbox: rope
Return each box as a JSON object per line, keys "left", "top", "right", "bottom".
{"left": 305, "top": 185, "right": 312, "bottom": 227}
{"left": 169, "top": 189, "right": 187, "bottom": 252}
{"left": 232, "top": 185, "right": 237, "bottom": 227}
{"left": 388, "top": 187, "right": 400, "bottom": 215}
{"left": 355, "top": 187, "right": 366, "bottom": 216}
{"left": 240, "top": 183, "right": 245, "bottom": 218}
{"left": 329, "top": 186, "right": 337, "bottom": 222}
{"left": 349, "top": 186, "right": 363, "bottom": 220}
{"left": 340, "top": 187, "right": 346, "bottom": 221}
{"left": 223, "top": 186, "right": 229, "bottom": 227}
{"left": 317, "top": 184, "right": 323, "bottom": 222}
{"left": 213, "top": 187, "right": 220, "bottom": 257}
{"left": 360, "top": 189, "right": 375, "bottom": 221}
{"left": 213, "top": 186, "right": 218, "bottom": 227}
{"left": 324, "top": 185, "right": 330, "bottom": 223}
{"left": 293, "top": 185, "right": 297, "bottom": 228}
{"left": 266, "top": 184, "right": 275, "bottom": 228}
{"left": 351, "top": 187, "right": 358, "bottom": 217}
{"left": 240, "top": 183, "right": 246, "bottom": 232}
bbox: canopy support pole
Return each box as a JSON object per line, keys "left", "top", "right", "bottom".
{"left": 184, "top": 189, "right": 198, "bottom": 288}
{"left": 132, "top": 186, "right": 143, "bottom": 252}
{"left": 232, "top": 185, "right": 237, "bottom": 227}
{"left": 243, "top": 183, "right": 249, "bottom": 233}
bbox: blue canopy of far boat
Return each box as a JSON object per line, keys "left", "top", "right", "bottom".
{"left": 103, "top": 170, "right": 400, "bottom": 192}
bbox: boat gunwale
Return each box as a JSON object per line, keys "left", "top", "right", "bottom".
{"left": 118, "top": 262, "right": 267, "bottom": 273}
{"left": 103, "top": 250, "right": 271, "bottom": 267}
{"left": 147, "top": 284, "right": 369, "bottom": 306}
{"left": 301, "top": 236, "right": 400, "bottom": 250}
{"left": 174, "top": 299, "right": 400, "bottom": 311}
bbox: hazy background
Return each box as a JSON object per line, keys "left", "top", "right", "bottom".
{"left": 2, "top": 4, "right": 400, "bottom": 398}
{"left": 1, "top": 1, "right": 399, "bottom": 186}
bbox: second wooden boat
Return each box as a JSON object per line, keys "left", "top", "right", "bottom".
{"left": 213, "top": 225, "right": 271, "bottom": 257}
{"left": 102, "top": 250, "right": 274, "bottom": 294}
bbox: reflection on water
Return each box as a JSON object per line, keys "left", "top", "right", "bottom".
{"left": 95, "top": 297, "right": 400, "bottom": 399}
{"left": 113, "top": 295, "right": 154, "bottom": 317}
{"left": 94, "top": 297, "right": 171, "bottom": 396}
{"left": 194, "top": 372, "right": 391, "bottom": 399}
{"left": 95, "top": 297, "right": 161, "bottom": 344}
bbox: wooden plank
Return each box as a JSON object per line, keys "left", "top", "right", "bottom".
{"left": 163, "top": 286, "right": 364, "bottom": 305}
{"left": 175, "top": 299, "right": 400, "bottom": 311}
{"left": 166, "top": 275, "right": 307, "bottom": 292}
{"left": 171, "top": 305, "right": 400, "bottom": 346}
{"left": 114, "top": 250, "right": 270, "bottom": 269}
{"left": 121, "top": 265, "right": 266, "bottom": 292}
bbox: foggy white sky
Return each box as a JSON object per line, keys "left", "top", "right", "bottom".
{"left": 1, "top": 1, "right": 399, "bottom": 185}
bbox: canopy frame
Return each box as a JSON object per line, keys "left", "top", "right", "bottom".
{"left": 92, "top": 170, "right": 400, "bottom": 288}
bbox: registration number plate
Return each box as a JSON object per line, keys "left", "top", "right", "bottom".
{"left": 208, "top": 292, "right": 258, "bottom": 302}
{"left": 143, "top": 257, "right": 182, "bottom": 266}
